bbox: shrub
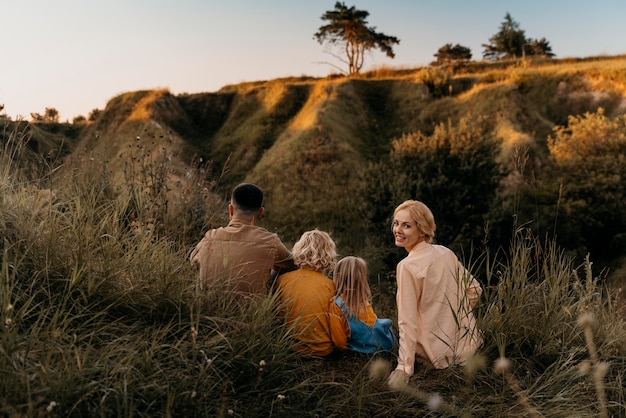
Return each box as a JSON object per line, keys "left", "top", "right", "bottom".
{"left": 417, "top": 67, "right": 453, "bottom": 98}
{"left": 366, "top": 117, "right": 502, "bottom": 256}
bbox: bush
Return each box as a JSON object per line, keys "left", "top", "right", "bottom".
{"left": 501, "top": 109, "right": 626, "bottom": 266}
{"left": 366, "top": 117, "right": 502, "bottom": 256}
{"left": 417, "top": 67, "right": 453, "bottom": 98}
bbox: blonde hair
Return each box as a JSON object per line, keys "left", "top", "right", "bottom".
{"left": 393, "top": 200, "right": 436, "bottom": 243}
{"left": 333, "top": 256, "right": 372, "bottom": 318}
{"left": 292, "top": 229, "right": 337, "bottom": 273}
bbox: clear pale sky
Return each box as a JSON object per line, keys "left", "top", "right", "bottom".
{"left": 2, "top": 0, "right": 625, "bottom": 121}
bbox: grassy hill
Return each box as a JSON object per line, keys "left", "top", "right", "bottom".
{"left": 2, "top": 55, "right": 626, "bottom": 417}
{"left": 6, "top": 54, "right": 625, "bottom": 274}
{"left": 64, "top": 54, "right": 626, "bottom": 279}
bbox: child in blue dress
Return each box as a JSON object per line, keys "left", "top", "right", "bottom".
{"left": 330, "top": 256, "right": 396, "bottom": 354}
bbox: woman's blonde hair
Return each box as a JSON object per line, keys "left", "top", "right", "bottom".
{"left": 333, "top": 256, "right": 372, "bottom": 318}
{"left": 292, "top": 229, "right": 337, "bottom": 273}
{"left": 393, "top": 200, "right": 436, "bottom": 243}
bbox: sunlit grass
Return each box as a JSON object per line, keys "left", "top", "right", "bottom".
{"left": 2, "top": 72, "right": 626, "bottom": 417}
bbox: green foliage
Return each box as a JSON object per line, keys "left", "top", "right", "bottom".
{"left": 44, "top": 107, "right": 60, "bottom": 123}
{"left": 55, "top": 56, "right": 626, "bottom": 279}
{"left": 487, "top": 109, "right": 626, "bottom": 273}
{"left": 417, "top": 67, "right": 453, "bottom": 98}
{"left": 72, "top": 115, "right": 87, "bottom": 124}
{"left": 314, "top": 2, "right": 400, "bottom": 75}
{"left": 0, "top": 122, "right": 31, "bottom": 185}
{"left": 483, "top": 13, "right": 554, "bottom": 61}
{"left": 252, "top": 126, "right": 369, "bottom": 248}
{"left": 206, "top": 83, "right": 311, "bottom": 189}
{"left": 483, "top": 13, "right": 527, "bottom": 60}
{"left": 87, "top": 108, "right": 101, "bottom": 122}
{"left": 433, "top": 43, "right": 472, "bottom": 69}
{"left": 366, "top": 117, "right": 502, "bottom": 253}
{"left": 545, "top": 109, "right": 626, "bottom": 263}
{"left": 526, "top": 37, "right": 555, "bottom": 58}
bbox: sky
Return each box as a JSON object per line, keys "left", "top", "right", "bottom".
{"left": 1, "top": 0, "right": 625, "bottom": 121}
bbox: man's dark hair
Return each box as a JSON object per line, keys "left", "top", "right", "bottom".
{"left": 232, "top": 183, "right": 264, "bottom": 212}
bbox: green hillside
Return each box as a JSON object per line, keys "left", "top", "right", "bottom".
{"left": 65, "top": 55, "right": 626, "bottom": 281}
{"left": 2, "top": 55, "right": 626, "bottom": 417}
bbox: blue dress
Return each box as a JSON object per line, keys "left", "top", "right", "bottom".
{"left": 333, "top": 296, "right": 396, "bottom": 354}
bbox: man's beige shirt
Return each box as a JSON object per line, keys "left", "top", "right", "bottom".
{"left": 190, "top": 219, "right": 295, "bottom": 294}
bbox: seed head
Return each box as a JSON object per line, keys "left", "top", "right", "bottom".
{"left": 427, "top": 393, "right": 443, "bottom": 411}
{"left": 593, "top": 362, "right": 609, "bottom": 380}
{"left": 493, "top": 357, "right": 511, "bottom": 374}
{"left": 368, "top": 358, "right": 391, "bottom": 381}
{"left": 577, "top": 312, "right": 595, "bottom": 329}
{"left": 578, "top": 360, "right": 592, "bottom": 376}
{"left": 464, "top": 353, "right": 487, "bottom": 379}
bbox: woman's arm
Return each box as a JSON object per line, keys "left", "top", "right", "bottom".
{"left": 396, "top": 262, "right": 421, "bottom": 376}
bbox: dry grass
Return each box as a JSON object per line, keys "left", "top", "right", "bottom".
{"left": 3, "top": 105, "right": 626, "bottom": 416}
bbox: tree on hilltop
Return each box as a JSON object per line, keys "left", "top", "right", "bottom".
{"left": 526, "top": 37, "right": 555, "bottom": 58}
{"left": 482, "top": 13, "right": 527, "bottom": 60}
{"left": 44, "top": 107, "right": 59, "bottom": 123}
{"left": 314, "top": 2, "right": 400, "bottom": 75}
{"left": 88, "top": 108, "right": 101, "bottom": 122}
{"left": 73, "top": 115, "right": 87, "bottom": 124}
{"left": 482, "top": 13, "right": 555, "bottom": 60}
{"left": 433, "top": 43, "right": 472, "bottom": 68}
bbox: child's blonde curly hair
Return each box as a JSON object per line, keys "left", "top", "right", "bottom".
{"left": 292, "top": 229, "right": 337, "bottom": 273}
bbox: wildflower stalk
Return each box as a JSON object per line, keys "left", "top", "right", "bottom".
{"left": 579, "top": 313, "right": 609, "bottom": 418}
{"left": 494, "top": 358, "right": 540, "bottom": 418}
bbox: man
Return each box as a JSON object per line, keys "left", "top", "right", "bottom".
{"left": 190, "top": 183, "right": 296, "bottom": 295}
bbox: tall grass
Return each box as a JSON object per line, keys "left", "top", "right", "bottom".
{"left": 1, "top": 122, "right": 625, "bottom": 417}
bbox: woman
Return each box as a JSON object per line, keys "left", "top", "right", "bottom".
{"left": 388, "top": 200, "right": 482, "bottom": 384}
{"left": 276, "top": 229, "right": 347, "bottom": 357}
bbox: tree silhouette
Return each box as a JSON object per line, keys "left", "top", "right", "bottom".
{"left": 483, "top": 13, "right": 554, "bottom": 60}
{"left": 482, "top": 13, "right": 527, "bottom": 60}
{"left": 525, "top": 37, "right": 555, "bottom": 58}
{"left": 88, "top": 108, "right": 101, "bottom": 122}
{"left": 44, "top": 107, "right": 59, "bottom": 123}
{"left": 433, "top": 43, "right": 472, "bottom": 68}
{"left": 314, "top": 2, "right": 400, "bottom": 75}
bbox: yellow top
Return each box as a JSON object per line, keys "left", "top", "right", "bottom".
{"left": 276, "top": 268, "right": 348, "bottom": 356}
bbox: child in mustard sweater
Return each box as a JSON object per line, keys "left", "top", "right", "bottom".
{"left": 276, "top": 229, "right": 347, "bottom": 356}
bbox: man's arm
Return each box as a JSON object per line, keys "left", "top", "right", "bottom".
{"left": 273, "top": 238, "right": 297, "bottom": 274}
